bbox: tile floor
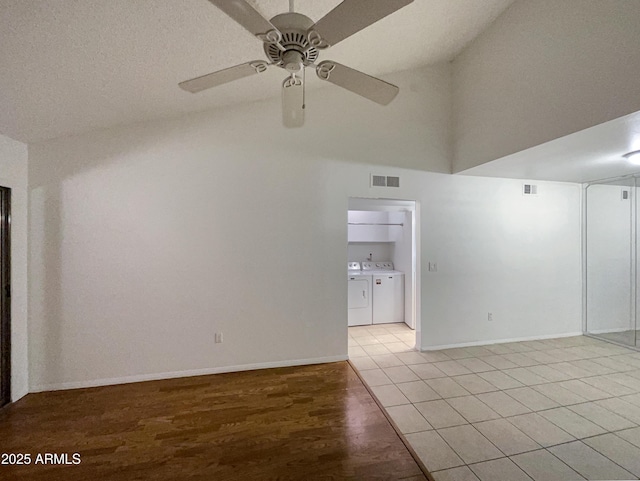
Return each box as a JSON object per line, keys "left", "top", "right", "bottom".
{"left": 348, "top": 323, "right": 640, "bottom": 481}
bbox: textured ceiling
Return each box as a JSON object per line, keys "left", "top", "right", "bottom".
{"left": 0, "top": 0, "right": 514, "bottom": 143}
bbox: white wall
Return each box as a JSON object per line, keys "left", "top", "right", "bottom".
{"left": 585, "top": 182, "right": 634, "bottom": 333}
{"left": 0, "top": 134, "right": 28, "bottom": 401}
{"left": 27, "top": 63, "right": 582, "bottom": 390}
{"left": 416, "top": 176, "right": 582, "bottom": 348}
{"left": 452, "top": 0, "right": 640, "bottom": 172}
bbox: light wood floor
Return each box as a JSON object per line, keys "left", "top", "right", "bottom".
{"left": 0, "top": 362, "right": 428, "bottom": 480}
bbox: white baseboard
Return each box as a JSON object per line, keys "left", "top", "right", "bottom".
{"left": 421, "top": 331, "right": 584, "bottom": 351}
{"left": 29, "top": 355, "right": 348, "bottom": 393}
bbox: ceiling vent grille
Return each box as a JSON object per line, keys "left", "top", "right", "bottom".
{"left": 371, "top": 175, "right": 387, "bottom": 187}
{"left": 523, "top": 184, "right": 538, "bottom": 195}
{"left": 386, "top": 176, "right": 400, "bottom": 188}
{"left": 371, "top": 174, "right": 400, "bottom": 188}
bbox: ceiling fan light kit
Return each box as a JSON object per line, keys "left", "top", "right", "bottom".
{"left": 179, "top": 0, "right": 414, "bottom": 127}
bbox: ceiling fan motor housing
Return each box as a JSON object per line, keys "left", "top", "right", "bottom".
{"left": 265, "top": 13, "right": 319, "bottom": 71}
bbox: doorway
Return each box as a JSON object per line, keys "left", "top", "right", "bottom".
{"left": 1, "top": 186, "right": 10, "bottom": 407}
{"left": 347, "top": 197, "right": 420, "bottom": 349}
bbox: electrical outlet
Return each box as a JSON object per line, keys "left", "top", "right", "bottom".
{"left": 215, "top": 332, "right": 223, "bottom": 343}
{"left": 488, "top": 313, "right": 493, "bottom": 322}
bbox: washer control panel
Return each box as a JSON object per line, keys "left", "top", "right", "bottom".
{"left": 362, "top": 261, "right": 394, "bottom": 271}
{"left": 347, "top": 262, "right": 361, "bottom": 271}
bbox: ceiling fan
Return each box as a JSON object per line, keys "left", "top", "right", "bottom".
{"left": 179, "top": 0, "right": 414, "bottom": 127}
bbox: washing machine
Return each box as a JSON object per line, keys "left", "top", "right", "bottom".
{"left": 362, "top": 262, "right": 405, "bottom": 324}
{"left": 347, "top": 262, "right": 372, "bottom": 326}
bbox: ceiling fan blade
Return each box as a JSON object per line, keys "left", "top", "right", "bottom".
{"left": 316, "top": 61, "right": 399, "bottom": 105}
{"left": 308, "top": 0, "right": 413, "bottom": 48}
{"left": 208, "top": 0, "right": 283, "bottom": 44}
{"left": 179, "top": 61, "right": 269, "bottom": 93}
{"left": 282, "top": 75, "right": 304, "bottom": 128}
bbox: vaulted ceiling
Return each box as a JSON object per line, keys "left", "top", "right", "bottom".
{"left": 0, "top": 0, "right": 514, "bottom": 143}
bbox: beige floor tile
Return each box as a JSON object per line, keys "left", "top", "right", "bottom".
{"left": 569, "top": 358, "right": 616, "bottom": 375}
{"left": 347, "top": 345, "right": 368, "bottom": 357}
{"left": 584, "top": 433, "right": 640, "bottom": 477}
{"left": 521, "top": 349, "right": 565, "bottom": 364}
{"left": 375, "top": 334, "right": 402, "bottom": 343}
{"left": 517, "top": 340, "right": 549, "bottom": 351}
{"left": 369, "top": 353, "right": 404, "bottom": 368}
{"left": 622, "top": 393, "right": 640, "bottom": 407}
{"left": 544, "top": 348, "right": 582, "bottom": 362}
{"left": 420, "top": 351, "right": 452, "bottom": 362}
{"left": 596, "top": 397, "right": 640, "bottom": 424}
{"left": 531, "top": 383, "right": 588, "bottom": 406}
{"left": 426, "top": 377, "right": 471, "bottom": 398}
{"left": 395, "top": 351, "right": 431, "bottom": 365}
{"left": 382, "top": 365, "right": 420, "bottom": 383}
{"left": 477, "top": 370, "right": 524, "bottom": 390}
{"left": 432, "top": 466, "right": 480, "bottom": 481}
{"left": 510, "top": 449, "right": 585, "bottom": 480}
{"left": 617, "top": 427, "right": 640, "bottom": 448}
{"left": 608, "top": 372, "right": 640, "bottom": 392}
{"left": 481, "top": 355, "right": 519, "bottom": 370}
{"left": 384, "top": 341, "right": 414, "bottom": 353}
{"left": 369, "top": 384, "right": 410, "bottom": 407}
{"left": 473, "top": 419, "right": 540, "bottom": 455}
{"left": 464, "top": 346, "right": 496, "bottom": 358}
{"left": 499, "top": 342, "right": 533, "bottom": 354}
{"left": 359, "top": 368, "right": 393, "bottom": 386}
{"left": 555, "top": 379, "right": 610, "bottom": 401}
{"left": 568, "top": 401, "right": 637, "bottom": 431}
{"left": 547, "top": 361, "right": 591, "bottom": 378}
{"left": 438, "top": 425, "right": 503, "bottom": 464}
{"left": 507, "top": 413, "right": 575, "bottom": 447}
{"left": 502, "top": 353, "right": 539, "bottom": 367}
{"left": 539, "top": 407, "right": 606, "bottom": 438}
{"left": 581, "top": 375, "right": 637, "bottom": 396}
{"left": 362, "top": 343, "right": 392, "bottom": 356}
{"left": 457, "top": 358, "right": 495, "bottom": 373}
{"left": 409, "top": 362, "right": 448, "bottom": 380}
{"left": 405, "top": 430, "right": 464, "bottom": 472}
{"left": 348, "top": 356, "right": 378, "bottom": 371}
{"left": 356, "top": 336, "right": 383, "bottom": 346}
{"left": 504, "top": 387, "right": 559, "bottom": 411}
{"left": 526, "top": 364, "right": 573, "bottom": 382}
{"left": 397, "top": 380, "right": 441, "bottom": 403}
{"left": 386, "top": 404, "right": 432, "bottom": 434}
{"left": 476, "top": 391, "right": 530, "bottom": 417}
{"left": 440, "top": 348, "right": 474, "bottom": 360}
{"left": 415, "top": 399, "right": 468, "bottom": 429}
{"left": 469, "top": 457, "right": 531, "bottom": 481}
{"left": 502, "top": 367, "right": 549, "bottom": 386}
{"left": 447, "top": 396, "right": 501, "bottom": 423}
{"left": 549, "top": 441, "right": 636, "bottom": 481}
{"left": 451, "top": 374, "right": 498, "bottom": 394}
{"left": 484, "top": 344, "right": 518, "bottom": 355}
{"left": 592, "top": 356, "right": 637, "bottom": 372}
{"left": 433, "top": 360, "right": 473, "bottom": 376}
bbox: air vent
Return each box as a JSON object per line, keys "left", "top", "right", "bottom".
{"left": 371, "top": 175, "right": 386, "bottom": 187}
{"left": 523, "top": 184, "right": 538, "bottom": 195}
{"left": 622, "top": 189, "right": 630, "bottom": 200}
{"left": 386, "top": 176, "right": 400, "bottom": 188}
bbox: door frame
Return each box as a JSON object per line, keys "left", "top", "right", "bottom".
{"left": 1, "top": 185, "right": 11, "bottom": 407}
{"left": 347, "top": 197, "right": 421, "bottom": 349}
